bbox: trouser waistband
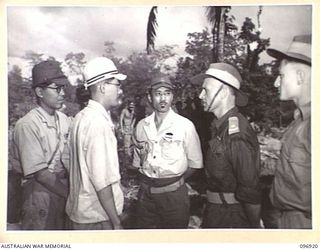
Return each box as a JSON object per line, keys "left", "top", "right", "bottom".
{"left": 138, "top": 173, "right": 182, "bottom": 187}
{"left": 206, "top": 190, "right": 240, "bottom": 204}
{"left": 279, "top": 209, "right": 312, "bottom": 219}
{"left": 140, "top": 177, "right": 185, "bottom": 194}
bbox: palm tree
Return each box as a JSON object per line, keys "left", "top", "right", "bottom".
{"left": 146, "top": 6, "right": 232, "bottom": 63}
{"left": 206, "top": 6, "right": 227, "bottom": 62}
{"left": 146, "top": 7, "right": 158, "bottom": 54}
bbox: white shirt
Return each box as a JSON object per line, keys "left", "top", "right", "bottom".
{"left": 133, "top": 108, "right": 203, "bottom": 178}
{"left": 66, "top": 100, "right": 123, "bottom": 223}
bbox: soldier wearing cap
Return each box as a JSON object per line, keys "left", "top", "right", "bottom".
{"left": 192, "top": 63, "right": 261, "bottom": 228}
{"left": 66, "top": 57, "right": 126, "bottom": 230}
{"left": 132, "top": 73, "right": 203, "bottom": 229}
{"left": 12, "top": 60, "right": 71, "bottom": 230}
{"left": 267, "top": 35, "right": 312, "bottom": 229}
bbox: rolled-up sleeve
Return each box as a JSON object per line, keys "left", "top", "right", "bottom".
{"left": 132, "top": 125, "right": 142, "bottom": 169}
{"left": 229, "top": 136, "right": 261, "bottom": 204}
{"left": 13, "top": 122, "right": 47, "bottom": 176}
{"left": 184, "top": 122, "right": 203, "bottom": 169}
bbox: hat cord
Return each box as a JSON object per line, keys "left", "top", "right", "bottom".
{"left": 206, "top": 84, "right": 223, "bottom": 112}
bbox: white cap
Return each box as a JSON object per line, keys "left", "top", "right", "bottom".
{"left": 83, "top": 57, "right": 127, "bottom": 89}
{"left": 191, "top": 63, "right": 248, "bottom": 106}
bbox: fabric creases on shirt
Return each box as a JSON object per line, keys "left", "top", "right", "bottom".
{"left": 13, "top": 106, "right": 71, "bottom": 177}
{"left": 271, "top": 103, "right": 311, "bottom": 214}
{"left": 132, "top": 108, "right": 203, "bottom": 178}
{"left": 66, "top": 100, "right": 123, "bottom": 224}
{"left": 205, "top": 107, "right": 261, "bottom": 204}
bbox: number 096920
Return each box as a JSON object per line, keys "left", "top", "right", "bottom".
{"left": 300, "top": 244, "right": 318, "bottom": 248}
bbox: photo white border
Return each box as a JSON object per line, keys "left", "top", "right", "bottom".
{"left": 1, "top": 0, "right": 319, "bottom": 245}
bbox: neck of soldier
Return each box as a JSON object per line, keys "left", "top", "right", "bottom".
{"left": 213, "top": 97, "right": 235, "bottom": 119}
{"left": 295, "top": 85, "right": 311, "bottom": 108}
{"left": 92, "top": 94, "right": 111, "bottom": 111}
{"left": 154, "top": 108, "right": 170, "bottom": 130}
{"left": 40, "top": 102, "right": 56, "bottom": 116}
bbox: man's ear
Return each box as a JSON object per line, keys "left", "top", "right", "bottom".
{"left": 99, "top": 82, "right": 106, "bottom": 94}
{"left": 147, "top": 92, "right": 152, "bottom": 103}
{"left": 34, "top": 87, "right": 43, "bottom": 98}
{"left": 296, "top": 69, "right": 305, "bottom": 85}
{"left": 221, "top": 85, "right": 228, "bottom": 98}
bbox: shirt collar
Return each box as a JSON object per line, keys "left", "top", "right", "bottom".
{"left": 294, "top": 102, "right": 311, "bottom": 120}
{"left": 145, "top": 107, "right": 175, "bottom": 125}
{"left": 35, "top": 106, "right": 58, "bottom": 128}
{"left": 214, "top": 106, "right": 238, "bottom": 130}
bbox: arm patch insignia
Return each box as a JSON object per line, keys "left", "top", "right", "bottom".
{"left": 228, "top": 116, "right": 240, "bottom": 135}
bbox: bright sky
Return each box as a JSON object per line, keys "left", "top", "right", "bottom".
{"left": 7, "top": 5, "right": 312, "bottom": 78}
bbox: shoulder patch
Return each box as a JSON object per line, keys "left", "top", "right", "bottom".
{"left": 228, "top": 116, "right": 240, "bottom": 135}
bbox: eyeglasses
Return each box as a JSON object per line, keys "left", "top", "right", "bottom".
{"left": 44, "top": 85, "right": 66, "bottom": 94}
{"left": 108, "top": 82, "right": 121, "bottom": 86}
{"left": 104, "top": 79, "right": 121, "bottom": 87}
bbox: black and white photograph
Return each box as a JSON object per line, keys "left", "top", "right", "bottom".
{"left": 3, "top": 1, "right": 319, "bottom": 247}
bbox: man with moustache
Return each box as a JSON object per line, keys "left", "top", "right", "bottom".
{"left": 12, "top": 60, "right": 71, "bottom": 230}
{"left": 66, "top": 57, "right": 126, "bottom": 230}
{"left": 192, "top": 63, "right": 261, "bottom": 228}
{"left": 132, "top": 74, "right": 203, "bottom": 229}
{"left": 267, "top": 34, "right": 312, "bottom": 229}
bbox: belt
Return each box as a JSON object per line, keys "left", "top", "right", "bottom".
{"left": 280, "top": 210, "right": 312, "bottom": 220}
{"left": 141, "top": 178, "right": 185, "bottom": 194}
{"left": 138, "top": 173, "right": 182, "bottom": 187}
{"left": 206, "top": 190, "right": 239, "bottom": 204}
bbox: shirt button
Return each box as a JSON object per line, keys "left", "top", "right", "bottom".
{"left": 153, "top": 156, "right": 156, "bottom": 159}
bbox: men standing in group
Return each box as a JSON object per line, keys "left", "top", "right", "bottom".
{"left": 120, "top": 100, "right": 136, "bottom": 163}
{"left": 192, "top": 63, "right": 261, "bottom": 228}
{"left": 132, "top": 74, "right": 203, "bottom": 229}
{"left": 12, "top": 61, "right": 71, "bottom": 230}
{"left": 66, "top": 57, "right": 126, "bottom": 230}
{"left": 267, "top": 35, "right": 312, "bottom": 229}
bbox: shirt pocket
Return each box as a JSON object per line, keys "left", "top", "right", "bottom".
{"left": 160, "top": 137, "right": 183, "bottom": 161}
{"left": 207, "top": 138, "right": 229, "bottom": 180}
{"left": 282, "top": 137, "right": 310, "bottom": 168}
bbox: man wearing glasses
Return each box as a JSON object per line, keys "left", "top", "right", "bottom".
{"left": 12, "top": 60, "right": 71, "bottom": 230}
{"left": 66, "top": 57, "right": 126, "bottom": 230}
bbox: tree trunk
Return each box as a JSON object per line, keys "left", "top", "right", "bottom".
{"left": 216, "top": 7, "right": 226, "bottom": 62}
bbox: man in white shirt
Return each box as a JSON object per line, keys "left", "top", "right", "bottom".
{"left": 132, "top": 74, "right": 203, "bottom": 229}
{"left": 66, "top": 57, "right": 126, "bottom": 230}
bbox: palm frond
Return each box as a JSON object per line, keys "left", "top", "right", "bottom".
{"left": 205, "top": 6, "right": 217, "bottom": 24}
{"left": 146, "top": 6, "right": 158, "bottom": 54}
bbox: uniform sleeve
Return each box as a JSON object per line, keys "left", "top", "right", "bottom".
{"left": 184, "top": 122, "right": 203, "bottom": 169}
{"left": 13, "top": 122, "right": 48, "bottom": 176}
{"left": 301, "top": 118, "right": 311, "bottom": 154}
{"left": 132, "top": 125, "right": 142, "bottom": 169}
{"left": 85, "top": 123, "right": 120, "bottom": 192}
{"left": 228, "top": 135, "right": 261, "bottom": 204}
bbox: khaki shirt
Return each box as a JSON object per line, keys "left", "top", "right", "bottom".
{"left": 133, "top": 108, "right": 203, "bottom": 178}
{"left": 13, "top": 106, "right": 71, "bottom": 177}
{"left": 271, "top": 102, "right": 311, "bottom": 214}
{"left": 66, "top": 100, "right": 123, "bottom": 223}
